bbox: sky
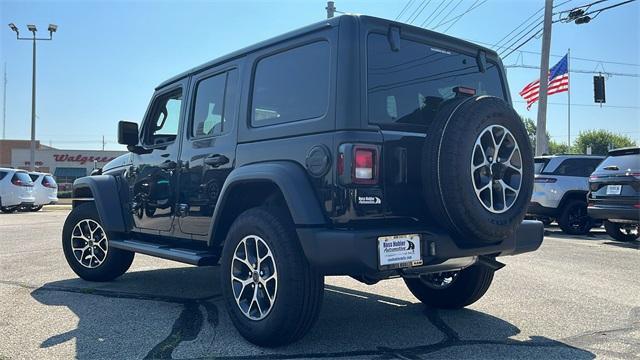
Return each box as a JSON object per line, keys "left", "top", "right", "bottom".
{"left": 1, "top": 0, "right": 639, "bottom": 151}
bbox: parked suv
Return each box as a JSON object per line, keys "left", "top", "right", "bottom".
{"left": 588, "top": 147, "right": 640, "bottom": 242}
{"left": 25, "top": 172, "right": 59, "bottom": 211}
{"left": 528, "top": 155, "right": 604, "bottom": 234}
{"left": 61, "top": 15, "right": 542, "bottom": 346}
{"left": 0, "top": 168, "right": 35, "bottom": 213}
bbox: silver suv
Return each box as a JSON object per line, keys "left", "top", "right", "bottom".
{"left": 528, "top": 155, "right": 604, "bottom": 234}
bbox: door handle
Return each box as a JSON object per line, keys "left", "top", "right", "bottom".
{"left": 158, "top": 160, "right": 177, "bottom": 170}
{"left": 204, "top": 154, "right": 229, "bottom": 168}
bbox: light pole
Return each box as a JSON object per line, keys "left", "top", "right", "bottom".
{"left": 8, "top": 23, "right": 57, "bottom": 171}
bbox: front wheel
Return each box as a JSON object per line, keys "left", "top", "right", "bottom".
{"left": 62, "top": 203, "right": 135, "bottom": 281}
{"left": 221, "top": 207, "right": 324, "bottom": 347}
{"left": 604, "top": 221, "right": 639, "bottom": 242}
{"left": 1, "top": 206, "right": 17, "bottom": 213}
{"left": 404, "top": 264, "right": 494, "bottom": 309}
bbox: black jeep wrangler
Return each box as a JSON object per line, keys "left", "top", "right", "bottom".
{"left": 62, "top": 15, "right": 543, "bottom": 347}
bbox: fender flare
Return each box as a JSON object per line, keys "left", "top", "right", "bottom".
{"left": 209, "top": 161, "right": 327, "bottom": 245}
{"left": 558, "top": 190, "right": 589, "bottom": 209}
{"left": 73, "top": 175, "right": 127, "bottom": 233}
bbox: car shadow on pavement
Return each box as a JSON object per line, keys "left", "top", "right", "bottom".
{"left": 544, "top": 227, "right": 639, "bottom": 249}
{"left": 30, "top": 267, "right": 596, "bottom": 359}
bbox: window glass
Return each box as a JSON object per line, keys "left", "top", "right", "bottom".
{"left": 534, "top": 159, "right": 549, "bottom": 174}
{"left": 596, "top": 154, "right": 640, "bottom": 172}
{"left": 192, "top": 74, "right": 226, "bottom": 137}
{"left": 0, "top": 171, "right": 7, "bottom": 180}
{"left": 251, "top": 41, "right": 330, "bottom": 127}
{"left": 551, "top": 158, "right": 603, "bottom": 177}
{"left": 29, "top": 174, "right": 39, "bottom": 182}
{"left": 191, "top": 69, "right": 238, "bottom": 138}
{"left": 43, "top": 175, "right": 57, "bottom": 187}
{"left": 145, "top": 91, "right": 182, "bottom": 146}
{"left": 12, "top": 172, "right": 34, "bottom": 185}
{"left": 367, "top": 33, "right": 505, "bottom": 127}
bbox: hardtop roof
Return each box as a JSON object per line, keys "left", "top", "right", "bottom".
{"left": 156, "top": 14, "right": 499, "bottom": 90}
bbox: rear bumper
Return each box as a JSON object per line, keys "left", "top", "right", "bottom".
{"left": 297, "top": 220, "right": 544, "bottom": 276}
{"left": 588, "top": 205, "right": 640, "bottom": 222}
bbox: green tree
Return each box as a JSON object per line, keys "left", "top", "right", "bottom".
{"left": 548, "top": 140, "right": 570, "bottom": 154}
{"left": 521, "top": 116, "right": 570, "bottom": 154}
{"left": 573, "top": 130, "right": 636, "bottom": 155}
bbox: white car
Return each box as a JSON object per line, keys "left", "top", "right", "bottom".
{"left": 0, "top": 168, "right": 36, "bottom": 213}
{"left": 27, "top": 172, "right": 59, "bottom": 211}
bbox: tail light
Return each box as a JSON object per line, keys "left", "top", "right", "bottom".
{"left": 627, "top": 172, "right": 640, "bottom": 180}
{"left": 534, "top": 177, "right": 557, "bottom": 183}
{"left": 353, "top": 146, "right": 377, "bottom": 184}
{"left": 11, "top": 178, "right": 33, "bottom": 187}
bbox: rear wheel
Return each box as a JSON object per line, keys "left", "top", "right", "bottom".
{"left": 404, "top": 264, "right": 494, "bottom": 309}
{"left": 604, "top": 221, "right": 639, "bottom": 242}
{"left": 558, "top": 199, "right": 592, "bottom": 235}
{"left": 221, "top": 207, "right": 324, "bottom": 347}
{"left": 62, "top": 203, "right": 135, "bottom": 281}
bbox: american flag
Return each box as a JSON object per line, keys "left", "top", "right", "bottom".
{"left": 519, "top": 54, "right": 569, "bottom": 110}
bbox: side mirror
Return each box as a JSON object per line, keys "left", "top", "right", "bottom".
{"left": 118, "top": 121, "right": 139, "bottom": 146}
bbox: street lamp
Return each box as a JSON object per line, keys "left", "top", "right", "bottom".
{"left": 7, "top": 23, "right": 57, "bottom": 171}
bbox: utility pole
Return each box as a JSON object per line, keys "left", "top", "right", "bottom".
{"left": 326, "top": 1, "right": 336, "bottom": 18}
{"left": 567, "top": 48, "right": 571, "bottom": 147}
{"left": 2, "top": 63, "right": 6, "bottom": 140}
{"left": 102, "top": 135, "right": 105, "bottom": 151}
{"left": 535, "top": 0, "right": 554, "bottom": 156}
{"left": 8, "top": 23, "right": 57, "bottom": 171}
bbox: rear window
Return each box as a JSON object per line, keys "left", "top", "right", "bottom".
{"left": 596, "top": 154, "right": 640, "bottom": 172}
{"left": 12, "top": 172, "right": 34, "bottom": 185}
{"left": 367, "top": 33, "right": 505, "bottom": 127}
{"left": 534, "top": 159, "right": 549, "bottom": 174}
{"left": 0, "top": 171, "right": 7, "bottom": 180}
{"left": 43, "top": 175, "right": 57, "bottom": 187}
{"left": 251, "top": 41, "right": 330, "bottom": 127}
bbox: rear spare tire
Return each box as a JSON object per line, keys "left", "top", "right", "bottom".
{"left": 422, "top": 96, "right": 533, "bottom": 245}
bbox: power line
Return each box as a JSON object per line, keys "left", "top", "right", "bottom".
{"left": 419, "top": 0, "right": 445, "bottom": 26}
{"left": 439, "top": 0, "right": 487, "bottom": 33}
{"left": 432, "top": 0, "right": 465, "bottom": 29}
{"left": 505, "top": 63, "right": 639, "bottom": 77}
{"left": 406, "top": 0, "right": 430, "bottom": 24}
{"left": 492, "top": 6, "right": 545, "bottom": 50}
{"left": 395, "top": 0, "right": 416, "bottom": 20}
{"left": 499, "top": 27, "right": 543, "bottom": 59}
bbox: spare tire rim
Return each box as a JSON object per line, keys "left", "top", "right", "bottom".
{"left": 230, "top": 235, "right": 278, "bottom": 321}
{"left": 70, "top": 219, "right": 108, "bottom": 268}
{"left": 471, "top": 125, "right": 523, "bottom": 214}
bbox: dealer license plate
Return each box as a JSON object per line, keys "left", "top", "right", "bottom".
{"left": 606, "top": 185, "right": 622, "bottom": 195}
{"left": 378, "top": 234, "right": 422, "bottom": 270}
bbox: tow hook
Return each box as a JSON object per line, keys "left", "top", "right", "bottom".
{"left": 477, "top": 256, "right": 506, "bottom": 271}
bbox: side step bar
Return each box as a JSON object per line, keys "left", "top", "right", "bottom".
{"left": 109, "top": 239, "right": 219, "bottom": 266}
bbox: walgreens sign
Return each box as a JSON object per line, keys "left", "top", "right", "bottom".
{"left": 53, "top": 154, "right": 117, "bottom": 165}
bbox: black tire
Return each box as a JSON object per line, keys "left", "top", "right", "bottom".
{"left": 1, "top": 206, "right": 17, "bottom": 213}
{"left": 422, "top": 96, "right": 534, "bottom": 245}
{"left": 604, "top": 221, "right": 639, "bottom": 242}
{"left": 29, "top": 205, "right": 44, "bottom": 212}
{"left": 221, "top": 207, "right": 324, "bottom": 347}
{"left": 404, "top": 264, "right": 494, "bottom": 309}
{"left": 557, "top": 199, "right": 592, "bottom": 235}
{"left": 62, "top": 202, "right": 135, "bottom": 282}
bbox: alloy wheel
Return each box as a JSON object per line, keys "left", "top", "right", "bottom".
{"left": 70, "top": 219, "right": 108, "bottom": 268}
{"left": 231, "top": 235, "right": 278, "bottom": 321}
{"left": 471, "top": 125, "right": 523, "bottom": 213}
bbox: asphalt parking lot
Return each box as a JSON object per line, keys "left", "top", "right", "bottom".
{"left": 1, "top": 209, "right": 638, "bottom": 359}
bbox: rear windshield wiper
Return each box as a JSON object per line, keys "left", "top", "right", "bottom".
{"left": 603, "top": 165, "right": 619, "bottom": 171}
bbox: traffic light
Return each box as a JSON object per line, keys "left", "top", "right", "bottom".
{"left": 593, "top": 75, "right": 606, "bottom": 104}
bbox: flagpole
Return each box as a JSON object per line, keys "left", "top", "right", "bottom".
{"left": 567, "top": 48, "right": 571, "bottom": 148}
